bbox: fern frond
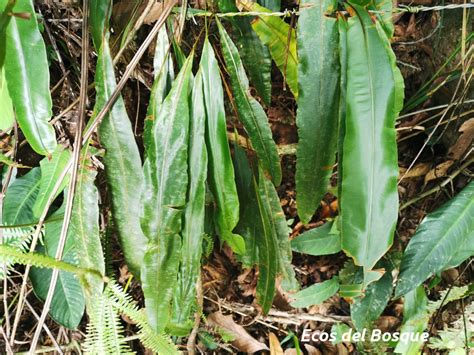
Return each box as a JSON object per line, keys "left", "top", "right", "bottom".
{"left": 83, "top": 294, "right": 134, "bottom": 354}
{"left": 427, "top": 286, "right": 470, "bottom": 317}
{"left": 106, "top": 282, "right": 179, "bottom": 354}
{"left": 0, "top": 226, "right": 36, "bottom": 279}
{"left": 0, "top": 244, "right": 104, "bottom": 283}
{"left": 428, "top": 301, "right": 473, "bottom": 353}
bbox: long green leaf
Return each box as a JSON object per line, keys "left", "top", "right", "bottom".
{"left": 30, "top": 207, "right": 85, "bottom": 329}
{"left": 33, "top": 146, "right": 71, "bottom": 218}
{"left": 290, "top": 277, "right": 339, "bottom": 308}
{"left": 340, "top": 5, "right": 402, "bottom": 270}
{"left": 217, "top": 20, "right": 281, "bottom": 185}
{"left": 201, "top": 39, "right": 244, "bottom": 254}
{"left": 291, "top": 221, "right": 341, "bottom": 256}
{"left": 395, "top": 181, "right": 474, "bottom": 298}
{"left": 1, "top": 0, "right": 57, "bottom": 155}
{"left": 170, "top": 70, "right": 207, "bottom": 335}
{"left": 140, "top": 55, "right": 193, "bottom": 332}
{"left": 72, "top": 149, "right": 105, "bottom": 301}
{"left": 0, "top": 66, "right": 13, "bottom": 131}
{"left": 296, "top": 0, "right": 339, "bottom": 224}
{"left": 258, "top": 167, "right": 297, "bottom": 292}
{"left": 248, "top": 2, "right": 298, "bottom": 98}
{"left": 217, "top": 0, "right": 272, "bottom": 104}
{"left": 350, "top": 270, "right": 393, "bottom": 331}
{"left": 143, "top": 26, "right": 174, "bottom": 154}
{"left": 91, "top": 0, "right": 147, "bottom": 277}
{"left": 3, "top": 167, "right": 41, "bottom": 225}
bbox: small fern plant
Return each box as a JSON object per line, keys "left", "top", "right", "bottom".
{"left": 0, "top": 226, "right": 37, "bottom": 279}
{"left": 83, "top": 281, "right": 179, "bottom": 354}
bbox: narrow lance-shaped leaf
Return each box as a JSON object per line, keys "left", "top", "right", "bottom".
{"left": 340, "top": 5, "right": 402, "bottom": 270}
{"left": 33, "top": 146, "right": 71, "bottom": 218}
{"left": 395, "top": 181, "right": 474, "bottom": 298}
{"left": 247, "top": 2, "right": 298, "bottom": 98}
{"left": 291, "top": 221, "right": 342, "bottom": 256}
{"left": 30, "top": 205, "right": 86, "bottom": 329}
{"left": 140, "top": 55, "right": 193, "bottom": 332}
{"left": 71, "top": 148, "right": 105, "bottom": 302}
{"left": 1, "top": 0, "right": 57, "bottom": 155}
{"left": 253, "top": 172, "right": 278, "bottom": 313}
{"left": 217, "top": 0, "right": 272, "bottom": 104}
{"left": 0, "top": 66, "right": 14, "bottom": 131}
{"left": 170, "top": 70, "right": 207, "bottom": 334}
{"left": 3, "top": 167, "right": 41, "bottom": 225}
{"left": 217, "top": 20, "right": 281, "bottom": 185}
{"left": 143, "top": 26, "right": 174, "bottom": 154}
{"left": 290, "top": 277, "right": 339, "bottom": 308}
{"left": 258, "top": 166, "right": 297, "bottom": 292}
{"left": 296, "top": 0, "right": 340, "bottom": 224}
{"left": 90, "top": 0, "right": 147, "bottom": 277}
{"left": 201, "top": 39, "right": 244, "bottom": 254}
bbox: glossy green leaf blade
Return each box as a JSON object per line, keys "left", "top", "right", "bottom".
{"left": 258, "top": 167, "right": 297, "bottom": 292}
{"left": 395, "top": 181, "right": 474, "bottom": 298}
{"left": 217, "top": 20, "right": 281, "bottom": 185}
{"left": 296, "top": 0, "right": 339, "bottom": 224}
{"left": 201, "top": 39, "right": 244, "bottom": 254}
{"left": 291, "top": 221, "right": 341, "bottom": 256}
{"left": 0, "top": 66, "right": 13, "bottom": 131}
{"left": 140, "top": 55, "right": 193, "bottom": 332}
{"left": 91, "top": 14, "right": 147, "bottom": 277}
{"left": 290, "top": 277, "right": 339, "bottom": 308}
{"left": 217, "top": 0, "right": 272, "bottom": 104}
{"left": 33, "top": 146, "right": 71, "bottom": 218}
{"left": 171, "top": 70, "right": 207, "bottom": 334}
{"left": 3, "top": 167, "right": 41, "bottom": 225}
{"left": 394, "top": 286, "right": 428, "bottom": 354}
{"left": 340, "top": 6, "right": 401, "bottom": 269}
{"left": 351, "top": 271, "right": 393, "bottom": 331}
{"left": 2, "top": 0, "right": 57, "bottom": 155}
{"left": 249, "top": 2, "right": 298, "bottom": 98}
{"left": 253, "top": 173, "right": 278, "bottom": 313}
{"left": 143, "top": 26, "right": 174, "bottom": 154}
{"left": 72, "top": 150, "right": 105, "bottom": 301}
{"left": 30, "top": 208, "right": 85, "bottom": 329}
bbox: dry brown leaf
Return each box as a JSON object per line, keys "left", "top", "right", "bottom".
{"left": 284, "top": 349, "right": 299, "bottom": 355}
{"left": 399, "top": 163, "right": 431, "bottom": 179}
{"left": 269, "top": 333, "right": 284, "bottom": 355}
{"left": 424, "top": 160, "right": 454, "bottom": 184}
{"left": 304, "top": 344, "right": 322, "bottom": 355}
{"left": 207, "top": 312, "right": 269, "bottom": 353}
{"left": 144, "top": 1, "right": 165, "bottom": 24}
{"left": 449, "top": 118, "right": 474, "bottom": 161}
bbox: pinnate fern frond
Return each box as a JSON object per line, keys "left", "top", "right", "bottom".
{"left": 0, "top": 226, "right": 36, "bottom": 279}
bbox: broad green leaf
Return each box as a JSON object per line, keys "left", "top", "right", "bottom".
{"left": 30, "top": 207, "right": 85, "bottom": 329}
{"left": 395, "top": 181, "right": 474, "bottom": 297}
{"left": 291, "top": 221, "right": 341, "bottom": 256}
{"left": 0, "top": 66, "right": 13, "bottom": 131}
{"left": 259, "top": 0, "right": 280, "bottom": 11}
{"left": 1, "top": 0, "right": 57, "bottom": 155}
{"left": 394, "top": 287, "right": 428, "bottom": 354}
{"left": 201, "top": 39, "right": 244, "bottom": 254}
{"left": 258, "top": 167, "right": 297, "bottom": 292}
{"left": 72, "top": 149, "right": 104, "bottom": 302}
{"left": 296, "top": 0, "right": 339, "bottom": 224}
{"left": 3, "top": 167, "right": 41, "bottom": 225}
{"left": 217, "top": 20, "right": 281, "bottom": 185}
{"left": 140, "top": 55, "right": 193, "bottom": 332}
{"left": 144, "top": 26, "right": 174, "bottom": 154}
{"left": 91, "top": 1, "right": 147, "bottom": 277}
{"left": 248, "top": 2, "right": 298, "bottom": 98}
{"left": 371, "top": 0, "right": 394, "bottom": 39}
{"left": 170, "top": 70, "right": 207, "bottom": 335}
{"left": 217, "top": 0, "right": 272, "bottom": 104}
{"left": 253, "top": 172, "right": 278, "bottom": 313}
{"left": 90, "top": 0, "right": 111, "bottom": 50}
{"left": 290, "top": 277, "right": 339, "bottom": 308}
{"left": 33, "top": 146, "right": 71, "bottom": 218}
{"left": 351, "top": 270, "right": 393, "bottom": 331}
{"left": 340, "top": 5, "right": 402, "bottom": 270}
